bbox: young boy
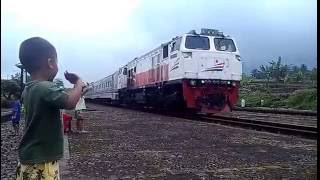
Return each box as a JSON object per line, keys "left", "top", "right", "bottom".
{"left": 16, "top": 37, "right": 86, "bottom": 180}
{"left": 11, "top": 94, "right": 21, "bottom": 135}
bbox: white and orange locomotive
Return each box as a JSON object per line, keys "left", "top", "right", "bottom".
{"left": 86, "top": 28, "right": 242, "bottom": 113}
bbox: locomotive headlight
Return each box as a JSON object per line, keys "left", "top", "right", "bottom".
{"left": 227, "top": 81, "right": 231, "bottom": 85}
{"left": 190, "top": 80, "right": 197, "bottom": 86}
{"left": 232, "top": 82, "right": 237, "bottom": 86}
{"left": 201, "top": 80, "right": 205, "bottom": 84}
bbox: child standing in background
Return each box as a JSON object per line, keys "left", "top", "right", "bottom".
{"left": 62, "top": 109, "right": 73, "bottom": 134}
{"left": 11, "top": 94, "right": 21, "bottom": 135}
{"left": 75, "top": 87, "right": 89, "bottom": 133}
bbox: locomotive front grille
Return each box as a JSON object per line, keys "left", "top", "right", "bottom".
{"left": 198, "top": 93, "right": 226, "bottom": 109}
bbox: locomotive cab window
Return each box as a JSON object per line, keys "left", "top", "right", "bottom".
{"left": 214, "top": 38, "right": 236, "bottom": 52}
{"left": 185, "top": 36, "right": 210, "bottom": 50}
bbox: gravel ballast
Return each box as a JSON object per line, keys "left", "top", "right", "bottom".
{"left": 62, "top": 104, "right": 317, "bottom": 179}
{"left": 1, "top": 104, "right": 317, "bottom": 179}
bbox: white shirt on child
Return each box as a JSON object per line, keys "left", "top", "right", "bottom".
{"left": 75, "top": 96, "right": 86, "bottom": 111}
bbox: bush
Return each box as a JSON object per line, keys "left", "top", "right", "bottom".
{"left": 237, "top": 89, "right": 316, "bottom": 110}
{"left": 286, "top": 89, "right": 317, "bottom": 110}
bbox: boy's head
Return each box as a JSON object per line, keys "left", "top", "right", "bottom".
{"left": 19, "top": 37, "right": 58, "bottom": 81}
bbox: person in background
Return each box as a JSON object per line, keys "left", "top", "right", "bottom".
{"left": 75, "top": 86, "right": 89, "bottom": 133}
{"left": 15, "top": 37, "right": 86, "bottom": 180}
{"left": 62, "top": 109, "right": 73, "bottom": 134}
{"left": 11, "top": 94, "right": 21, "bottom": 135}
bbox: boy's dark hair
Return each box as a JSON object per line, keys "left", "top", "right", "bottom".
{"left": 19, "top": 37, "right": 57, "bottom": 74}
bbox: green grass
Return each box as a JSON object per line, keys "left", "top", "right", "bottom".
{"left": 286, "top": 89, "right": 317, "bottom": 110}
{"left": 238, "top": 89, "right": 317, "bottom": 111}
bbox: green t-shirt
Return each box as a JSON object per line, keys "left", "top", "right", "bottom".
{"left": 19, "top": 80, "right": 68, "bottom": 164}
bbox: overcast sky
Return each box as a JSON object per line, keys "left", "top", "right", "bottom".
{"left": 1, "top": 0, "right": 317, "bottom": 87}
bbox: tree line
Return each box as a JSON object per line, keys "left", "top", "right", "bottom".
{"left": 250, "top": 56, "right": 317, "bottom": 84}
{"left": 1, "top": 72, "right": 64, "bottom": 101}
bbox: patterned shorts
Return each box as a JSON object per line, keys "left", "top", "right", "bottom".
{"left": 15, "top": 160, "right": 60, "bottom": 180}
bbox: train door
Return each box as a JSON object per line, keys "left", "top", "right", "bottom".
{"left": 156, "top": 54, "right": 160, "bottom": 82}
{"left": 127, "top": 68, "right": 132, "bottom": 88}
{"left": 151, "top": 56, "right": 155, "bottom": 83}
{"left": 133, "top": 67, "right": 136, "bottom": 86}
{"left": 117, "top": 66, "right": 128, "bottom": 90}
{"left": 169, "top": 38, "right": 181, "bottom": 80}
{"left": 127, "top": 66, "right": 137, "bottom": 88}
{"left": 161, "top": 44, "right": 169, "bottom": 82}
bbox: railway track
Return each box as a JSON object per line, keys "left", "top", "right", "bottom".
{"left": 1, "top": 110, "right": 12, "bottom": 123}
{"left": 3, "top": 102, "right": 315, "bottom": 139}
{"left": 87, "top": 102, "right": 317, "bottom": 139}
{"left": 198, "top": 114, "right": 317, "bottom": 139}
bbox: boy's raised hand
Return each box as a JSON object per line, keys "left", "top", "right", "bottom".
{"left": 64, "top": 71, "right": 81, "bottom": 84}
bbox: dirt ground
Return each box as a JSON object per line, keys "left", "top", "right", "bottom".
{"left": 62, "top": 104, "right": 317, "bottom": 179}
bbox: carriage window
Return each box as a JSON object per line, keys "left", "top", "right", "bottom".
{"left": 134, "top": 67, "right": 136, "bottom": 73}
{"left": 171, "top": 42, "right": 176, "bottom": 52}
{"left": 185, "top": 36, "right": 210, "bottom": 50}
{"left": 163, "top": 45, "right": 168, "bottom": 58}
{"left": 214, "top": 38, "right": 236, "bottom": 52}
{"left": 171, "top": 38, "right": 181, "bottom": 52}
{"left": 123, "top": 67, "right": 127, "bottom": 75}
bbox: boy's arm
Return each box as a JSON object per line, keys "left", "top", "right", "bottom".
{"left": 43, "top": 72, "right": 85, "bottom": 110}
{"left": 81, "top": 86, "right": 89, "bottom": 96}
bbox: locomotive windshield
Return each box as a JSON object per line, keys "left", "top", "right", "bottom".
{"left": 185, "top": 36, "right": 210, "bottom": 50}
{"left": 214, "top": 38, "right": 236, "bottom": 52}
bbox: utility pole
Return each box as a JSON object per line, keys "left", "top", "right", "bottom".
{"left": 15, "top": 63, "right": 25, "bottom": 93}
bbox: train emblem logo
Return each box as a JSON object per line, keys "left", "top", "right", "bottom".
{"left": 205, "top": 61, "right": 225, "bottom": 72}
